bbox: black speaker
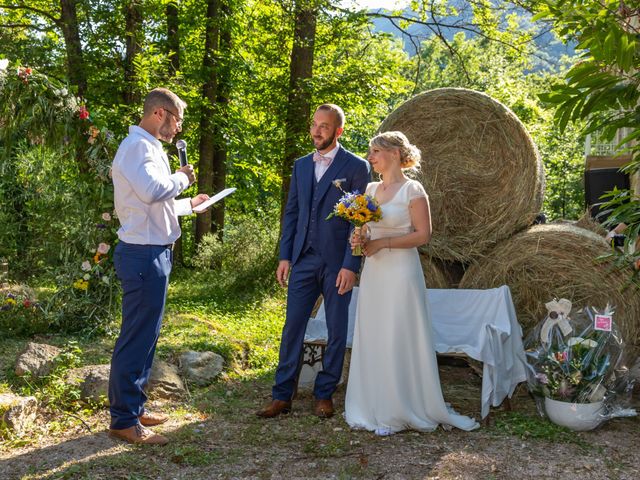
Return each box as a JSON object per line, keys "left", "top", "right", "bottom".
{"left": 584, "top": 168, "right": 630, "bottom": 222}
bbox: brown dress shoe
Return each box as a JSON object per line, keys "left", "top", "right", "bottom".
{"left": 139, "top": 411, "right": 169, "bottom": 427}
{"left": 256, "top": 399, "right": 292, "bottom": 418}
{"left": 109, "top": 424, "right": 169, "bottom": 445}
{"left": 314, "top": 398, "right": 334, "bottom": 418}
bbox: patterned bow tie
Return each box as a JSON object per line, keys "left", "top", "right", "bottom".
{"left": 313, "top": 151, "right": 332, "bottom": 166}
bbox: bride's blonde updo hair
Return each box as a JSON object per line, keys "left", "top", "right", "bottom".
{"left": 369, "top": 131, "right": 421, "bottom": 170}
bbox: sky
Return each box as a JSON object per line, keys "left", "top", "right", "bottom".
{"left": 350, "top": 0, "right": 407, "bottom": 10}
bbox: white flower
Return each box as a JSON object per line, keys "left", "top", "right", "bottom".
{"left": 0, "top": 59, "right": 8, "bottom": 72}
{"left": 102, "top": 275, "right": 110, "bottom": 284}
{"left": 81, "top": 260, "right": 91, "bottom": 271}
{"left": 567, "top": 337, "right": 598, "bottom": 348}
{"left": 83, "top": 273, "right": 91, "bottom": 281}
{"left": 101, "top": 212, "right": 111, "bottom": 221}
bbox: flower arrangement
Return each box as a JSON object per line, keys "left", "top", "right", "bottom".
{"left": 525, "top": 300, "right": 625, "bottom": 405}
{"left": 73, "top": 214, "right": 115, "bottom": 292}
{"left": 44, "top": 210, "right": 120, "bottom": 333}
{"left": 326, "top": 180, "right": 382, "bottom": 255}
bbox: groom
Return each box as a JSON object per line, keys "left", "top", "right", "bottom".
{"left": 257, "top": 104, "right": 370, "bottom": 419}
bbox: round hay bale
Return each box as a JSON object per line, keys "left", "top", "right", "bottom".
{"left": 459, "top": 224, "right": 640, "bottom": 352}
{"left": 575, "top": 210, "right": 608, "bottom": 236}
{"left": 419, "top": 254, "right": 449, "bottom": 289}
{"left": 379, "top": 88, "right": 544, "bottom": 262}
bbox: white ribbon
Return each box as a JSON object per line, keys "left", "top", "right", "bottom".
{"left": 540, "top": 298, "right": 573, "bottom": 344}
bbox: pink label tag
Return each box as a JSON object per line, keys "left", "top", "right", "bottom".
{"left": 594, "top": 314, "right": 612, "bottom": 332}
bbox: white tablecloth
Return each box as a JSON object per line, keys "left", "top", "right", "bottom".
{"left": 304, "top": 285, "right": 528, "bottom": 418}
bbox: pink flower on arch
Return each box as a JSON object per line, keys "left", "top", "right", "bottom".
{"left": 79, "top": 105, "right": 90, "bottom": 120}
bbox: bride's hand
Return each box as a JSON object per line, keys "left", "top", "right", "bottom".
{"left": 361, "top": 238, "right": 384, "bottom": 257}
{"left": 350, "top": 229, "right": 364, "bottom": 248}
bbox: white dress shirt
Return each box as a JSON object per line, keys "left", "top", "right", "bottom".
{"left": 314, "top": 142, "right": 340, "bottom": 182}
{"left": 112, "top": 126, "right": 192, "bottom": 245}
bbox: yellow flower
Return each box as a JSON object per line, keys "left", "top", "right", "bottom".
{"left": 4, "top": 298, "right": 16, "bottom": 306}
{"left": 73, "top": 279, "right": 89, "bottom": 291}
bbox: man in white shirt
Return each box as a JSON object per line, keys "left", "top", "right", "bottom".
{"left": 108, "top": 88, "right": 209, "bottom": 445}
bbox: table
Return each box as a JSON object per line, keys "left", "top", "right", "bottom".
{"left": 303, "top": 285, "right": 528, "bottom": 418}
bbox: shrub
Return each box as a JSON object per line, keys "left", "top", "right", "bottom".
{"left": 192, "top": 213, "right": 279, "bottom": 289}
{"left": 0, "top": 286, "right": 47, "bottom": 336}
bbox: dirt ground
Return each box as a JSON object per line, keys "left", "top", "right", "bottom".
{"left": 1, "top": 363, "right": 639, "bottom": 480}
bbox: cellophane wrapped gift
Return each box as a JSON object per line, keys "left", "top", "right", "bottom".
{"left": 523, "top": 299, "right": 637, "bottom": 430}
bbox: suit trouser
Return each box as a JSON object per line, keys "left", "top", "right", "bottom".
{"left": 109, "top": 241, "right": 172, "bottom": 430}
{"left": 273, "top": 250, "right": 352, "bottom": 401}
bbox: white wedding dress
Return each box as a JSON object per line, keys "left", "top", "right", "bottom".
{"left": 344, "top": 180, "right": 479, "bottom": 434}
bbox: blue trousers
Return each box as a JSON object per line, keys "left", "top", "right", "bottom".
{"left": 109, "top": 242, "right": 172, "bottom": 430}
{"left": 273, "top": 250, "right": 352, "bottom": 401}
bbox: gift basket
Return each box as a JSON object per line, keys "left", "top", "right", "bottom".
{"left": 524, "top": 299, "right": 637, "bottom": 431}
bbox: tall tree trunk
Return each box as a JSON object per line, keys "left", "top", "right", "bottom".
{"left": 280, "top": 2, "right": 317, "bottom": 223}
{"left": 166, "top": 0, "right": 184, "bottom": 263}
{"left": 123, "top": 0, "right": 143, "bottom": 104}
{"left": 196, "top": 0, "right": 220, "bottom": 244}
{"left": 166, "top": 0, "right": 180, "bottom": 75}
{"left": 59, "top": 0, "right": 87, "bottom": 98}
{"left": 210, "top": 2, "right": 231, "bottom": 240}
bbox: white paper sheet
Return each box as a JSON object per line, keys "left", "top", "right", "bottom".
{"left": 192, "top": 187, "right": 236, "bottom": 213}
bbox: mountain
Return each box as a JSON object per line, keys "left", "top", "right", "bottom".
{"left": 367, "top": 5, "right": 576, "bottom": 69}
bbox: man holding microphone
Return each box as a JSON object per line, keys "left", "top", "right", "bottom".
{"left": 108, "top": 88, "right": 209, "bottom": 445}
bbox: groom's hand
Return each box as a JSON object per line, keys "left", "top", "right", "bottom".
{"left": 276, "top": 260, "right": 290, "bottom": 288}
{"left": 336, "top": 268, "right": 356, "bottom": 295}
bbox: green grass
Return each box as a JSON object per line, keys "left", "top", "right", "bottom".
{"left": 160, "top": 267, "right": 285, "bottom": 376}
{"left": 490, "top": 410, "right": 590, "bottom": 448}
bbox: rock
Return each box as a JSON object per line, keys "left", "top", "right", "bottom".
{"left": 148, "top": 360, "right": 186, "bottom": 399}
{"left": 14, "top": 342, "right": 62, "bottom": 377}
{"left": 0, "top": 393, "right": 37, "bottom": 434}
{"left": 67, "top": 364, "right": 110, "bottom": 405}
{"left": 178, "top": 350, "right": 224, "bottom": 386}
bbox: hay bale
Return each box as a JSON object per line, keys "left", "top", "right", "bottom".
{"left": 575, "top": 210, "right": 608, "bottom": 236}
{"left": 379, "top": 88, "right": 544, "bottom": 262}
{"left": 419, "top": 253, "right": 449, "bottom": 289}
{"left": 459, "top": 224, "right": 640, "bottom": 352}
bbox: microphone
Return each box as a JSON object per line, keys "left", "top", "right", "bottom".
{"left": 176, "top": 139, "right": 188, "bottom": 167}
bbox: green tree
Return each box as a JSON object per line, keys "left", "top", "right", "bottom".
{"left": 530, "top": 0, "right": 639, "bottom": 276}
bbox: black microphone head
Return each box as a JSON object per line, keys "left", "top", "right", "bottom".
{"left": 176, "top": 139, "right": 187, "bottom": 151}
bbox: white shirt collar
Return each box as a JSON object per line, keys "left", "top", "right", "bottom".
{"left": 129, "top": 125, "right": 162, "bottom": 149}
{"left": 319, "top": 142, "right": 340, "bottom": 160}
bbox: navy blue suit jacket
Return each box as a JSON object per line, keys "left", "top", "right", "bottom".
{"left": 279, "top": 146, "right": 370, "bottom": 274}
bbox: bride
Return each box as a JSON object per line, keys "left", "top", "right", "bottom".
{"left": 345, "top": 131, "right": 479, "bottom": 436}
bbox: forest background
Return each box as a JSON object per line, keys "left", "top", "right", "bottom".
{"left": 2, "top": 0, "right": 640, "bottom": 467}
{"left": 1, "top": 0, "right": 637, "bottom": 334}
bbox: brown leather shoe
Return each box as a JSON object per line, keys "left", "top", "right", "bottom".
{"left": 255, "top": 399, "right": 292, "bottom": 418}
{"left": 109, "top": 424, "right": 169, "bottom": 445}
{"left": 139, "top": 411, "right": 169, "bottom": 427}
{"left": 314, "top": 398, "right": 334, "bottom": 418}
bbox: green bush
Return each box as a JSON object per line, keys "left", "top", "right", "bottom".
{"left": 0, "top": 287, "right": 48, "bottom": 336}
{"left": 192, "top": 213, "right": 279, "bottom": 288}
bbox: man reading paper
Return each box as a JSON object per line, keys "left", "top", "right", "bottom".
{"left": 108, "top": 88, "right": 209, "bottom": 445}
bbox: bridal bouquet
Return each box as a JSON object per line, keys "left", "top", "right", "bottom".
{"left": 326, "top": 179, "right": 382, "bottom": 256}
